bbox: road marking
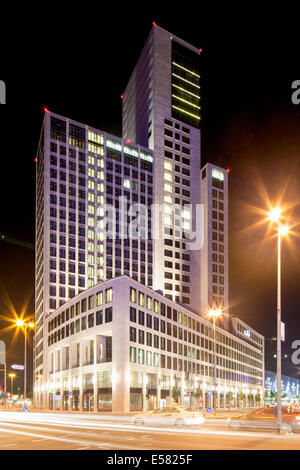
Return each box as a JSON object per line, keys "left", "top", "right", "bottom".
{"left": 32, "top": 438, "right": 48, "bottom": 442}
{"left": 0, "top": 424, "right": 146, "bottom": 450}
{"left": 0, "top": 443, "right": 17, "bottom": 447}
{"left": 77, "top": 447, "right": 90, "bottom": 450}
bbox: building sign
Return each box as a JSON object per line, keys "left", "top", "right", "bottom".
{"left": 0, "top": 341, "right": 5, "bottom": 365}
{"left": 212, "top": 168, "right": 224, "bottom": 181}
{"left": 244, "top": 330, "right": 251, "bottom": 338}
{"left": 11, "top": 364, "right": 24, "bottom": 370}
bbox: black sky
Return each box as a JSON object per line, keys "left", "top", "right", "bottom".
{"left": 1, "top": 8, "right": 300, "bottom": 388}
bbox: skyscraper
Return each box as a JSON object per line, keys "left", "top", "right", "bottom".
{"left": 122, "top": 24, "right": 227, "bottom": 315}
{"left": 34, "top": 25, "right": 236, "bottom": 410}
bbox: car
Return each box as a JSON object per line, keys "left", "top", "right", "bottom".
{"left": 132, "top": 406, "right": 205, "bottom": 428}
{"left": 227, "top": 406, "right": 300, "bottom": 434}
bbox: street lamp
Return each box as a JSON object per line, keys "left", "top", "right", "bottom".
{"left": 8, "top": 373, "right": 16, "bottom": 395}
{"left": 268, "top": 207, "right": 289, "bottom": 433}
{"left": 208, "top": 308, "right": 223, "bottom": 413}
{"left": 15, "top": 319, "right": 35, "bottom": 405}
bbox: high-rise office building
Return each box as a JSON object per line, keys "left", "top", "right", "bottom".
{"left": 35, "top": 111, "right": 154, "bottom": 405}
{"left": 122, "top": 24, "right": 227, "bottom": 314}
{"left": 34, "top": 26, "right": 257, "bottom": 411}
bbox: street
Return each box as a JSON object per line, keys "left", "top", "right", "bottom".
{"left": 0, "top": 411, "right": 299, "bottom": 450}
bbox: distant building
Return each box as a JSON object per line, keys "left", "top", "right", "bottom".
{"left": 265, "top": 370, "right": 300, "bottom": 402}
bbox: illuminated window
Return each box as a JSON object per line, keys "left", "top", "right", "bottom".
{"left": 147, "top": 296, "right": 152, "bottom": 311}
{"left": 130, "top": 287, "right": 137, "bottom": 303}
{"left": 164, "top": 172, "right": 173, "bottom": 182}
{"left": 164, "top": 183, "right": 172, "bottom": 193}
{"left": 96, "top": 268, "right": 103, "bottom": 279}
{"left": 88, "top": 180, "right": 95, "bottom": 190}
{"left": 146, "top": 351, "right": 152, "bottom": 366}
{"left": 105, "top": 288, "right": 113, "bottom": 303}
{"left": 88, "top": 143, "right": 104, "bottom": 155}
{"left": 164, "top": 161, "right": 173, "bottom": 171}
{"left": 88, "top": 130, "right": 104, "bottom": 145}
{"left": 88, "top": 242, "right": 94, "bottom": 252}
{"left": 138, "top": 292, "right": 145, "bottom": 307}
{"left": 88, "top": 267, "right": 94, "bottom": 276}
{"left": 138, "top": 349, "right": 144, "bottom": 364}
{"left": 88, "top": 155, "right": 95, "bottom": 165}
{"left": 164, "top": 215, "right": 172, "bottom": 226}
{"left": 88, "top": 168, "right": 95, "bottom": 178}
{"left": 164, "top": 194, "right": 173, "bottom": 204}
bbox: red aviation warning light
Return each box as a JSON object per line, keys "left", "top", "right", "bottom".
{"left": 43, "top": 106, "right": 50, "bottom": 113}
{"left": 226, "top": 168, "right": 231, "bottom": 174}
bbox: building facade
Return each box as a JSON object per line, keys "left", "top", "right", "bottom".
{"left": 35, "top": 111, "right": 154, "bottom": 405}
{"left": 122, "top": 25, "right": 213, "bottom": 313}
{"left": 35, "top": 276, "right": 264, "bottom": 412}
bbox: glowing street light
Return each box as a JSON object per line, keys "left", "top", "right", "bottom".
{"left": 268, "top": 207, "right": 289, "bottom": 433}
{"left": 15, "top": 319, "right": 35, "bottom": 404}
{"left": 268, "top": 207, "right": 281, "bottom": 223}
{"left": 208, "top": 308, "right": 223, "bottom": 413}
{"left": 8, "top": 373, "right": 16, "bottom": 395}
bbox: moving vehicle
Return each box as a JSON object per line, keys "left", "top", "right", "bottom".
{"left": 227, "top": 406, "right": 300, "bottom": 434}
{"left": 133, "top": 406, "right": 205, "bottom": 428}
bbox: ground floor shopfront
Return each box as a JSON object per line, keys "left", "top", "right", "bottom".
{"left": 44, "top": 367, "right": 264, "bottom": 413}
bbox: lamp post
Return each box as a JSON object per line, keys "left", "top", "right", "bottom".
{"left": 15, "top": 320, "right": 35, "bottom": 405}
{"left": 208, "top": 308, "right": 222, "bottom": 413}
{"left": 8, "top": 373, "right": 16, "bottom": 396}
{"left": 268, "top": 207, "right": 289, "bottom": 433}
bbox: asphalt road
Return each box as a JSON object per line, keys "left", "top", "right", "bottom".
{"left": 0, "top": 411, "right": 299, "bottom": 450}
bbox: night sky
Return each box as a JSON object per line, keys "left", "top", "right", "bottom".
{"left": 1, "top": 10, "right": 300, "bottom": 393}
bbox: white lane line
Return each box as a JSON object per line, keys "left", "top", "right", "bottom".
{"left": 0, "top": 424, "right": 146, "bottom": 450}
{"left": 32, "top": 438, "right": 48, "bottom": 442}
{"left": 0, "top": 443, "right": 17, "bottom": 447}
{"left": 77, "top": 447, "right": 90, "bottom": 450}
